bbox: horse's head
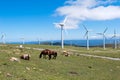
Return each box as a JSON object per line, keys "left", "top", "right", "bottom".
{"left": 52, "top": 51, "right": 57, "bottom": 59}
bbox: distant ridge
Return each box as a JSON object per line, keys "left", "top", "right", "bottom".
{"left": 6, "top": 39, "right": 120, "bottom": 47}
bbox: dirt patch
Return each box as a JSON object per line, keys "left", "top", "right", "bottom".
{"left": 69, "top": 71, "right": 78, "bottom": 75}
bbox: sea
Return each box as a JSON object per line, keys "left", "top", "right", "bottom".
{"left": 8, "top": 39, "right": 120, "bottom": 47}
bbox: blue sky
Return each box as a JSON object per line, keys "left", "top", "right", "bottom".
{"left": 0, "top": 0, "right": 120, "bottom": 42}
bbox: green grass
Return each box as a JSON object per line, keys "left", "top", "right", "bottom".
{"left": 0, "top": 44, "right": 120, "bottom": 80}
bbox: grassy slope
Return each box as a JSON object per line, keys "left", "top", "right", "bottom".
{"left": 0, "top": 44, "right": 120, "bottom": 80}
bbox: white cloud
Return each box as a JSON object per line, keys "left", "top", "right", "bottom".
{"left": 55, "top": 0, "right": 120, "bottom": 29}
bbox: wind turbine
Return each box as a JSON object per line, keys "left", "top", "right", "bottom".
{"left": 37, "top": 38, "right": 41, "bottom": 45}
{"left": 97, "top": 27, "right": 108, "bottom": 50}
{"left": 119, "top": 37, "right": 120, "bottom": 48}
{"left": 20, "top": 35, "right": 25, "bottom": 45}
{"left": 50, "top": 38, "right": 53, "bottom": 46}
{"left": 54, "top": 16, "right": 68, "bottom": 49}
{"left": 1, "top": 33, "right": 6, "bottom": 44}
{"left": 111, "top": 29, "right": 117, "bottom": 49}
{"left": 83, "top": 25, "right": 90, "bottom": 50}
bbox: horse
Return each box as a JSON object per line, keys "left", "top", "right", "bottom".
{"left": 39, "top": 49, "right": 57, "bottom": 60}
{"left": 62, "top": 50, "right": 70, "bottom": 57}
{"left": 20, "top": 54, "right": 30, "bottom": 60}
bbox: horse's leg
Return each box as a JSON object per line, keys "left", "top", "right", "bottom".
{"left": 39, "top": 53, "right": 43, "bottom": 58}
{"left": 26, "top": 56, "right": 30, "bottom": 60}
{"left": 48, "top": 54, "right": 51, "bottom": 60}
{"left": 53, "top": 56, "right": 56, "bottom": 59}
{"left": 43, "top": 55, "right": 46, "bottom": 59}
{"left": 52, "top": 55, "right": 55, "bottom": 59}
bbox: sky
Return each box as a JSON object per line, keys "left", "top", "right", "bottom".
{"left": 0, "top": 0, "right": 120, "bottom": 42}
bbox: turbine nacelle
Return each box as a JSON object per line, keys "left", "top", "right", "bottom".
{"left": 53, "top": 23, "right": 65, "bottom": 30}
{"left": 111, "top": 29, "right": 116, "bottom": 38}
{"left": 59, "top": 23, "right": 64, "bottom": 27}
{"left": 83, "top": 24, "right": 92, "bottom": 38}
{"left": 53, "top": 16, "right": 68, "bottom": 29}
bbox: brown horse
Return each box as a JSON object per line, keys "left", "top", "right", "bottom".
{"left": 39, "top": 49, "right": 57, "bottom": 60}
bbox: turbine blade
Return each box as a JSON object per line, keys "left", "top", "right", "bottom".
{"left": 53, "top": 22, "right": 61, "bottom": 27}
{"left": 96, "top": 33, "right": 102, "bottom": 35}
{"left": 111, "top": 36, "right": 115, "bottom": 39}
{"left": 82, "top": 24, "right": 88, "bottom": 31}
{"left": 64, "top": 28, "right": 68, "bottom": 35}
{"left": 63, "top": 16, "right": 68, "bottom": 24}
{"left": 53, "top": 22, "right": 59, "bottom": 25}
{"left": 1, "top": 35, "right": 3, "bottom": 39}
{"left": 114, "top": 29, "right": 116, "bottom": 35}
{"left": 103, "top": 27, "right": 108, "bottom": 33}
{"left": 1, "top": 33, "right": 5, "bottom": 39}
{"left": 84, "top": 32, "right": 88, "bottom": 38}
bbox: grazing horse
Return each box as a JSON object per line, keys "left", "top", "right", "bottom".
{"left": 39, "top": 49, "right": 57, "bottom": 60}
{"left": 20, "top": 54, "right": 30, "bottom": 60}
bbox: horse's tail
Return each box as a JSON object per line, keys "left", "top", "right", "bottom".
{"left": 39, "top": 52, "right": 43, "bottom": 58}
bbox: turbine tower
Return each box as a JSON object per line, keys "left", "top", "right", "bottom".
{"left": 83, "top": 25, "right": 90, "bottom": 50}
{"left": 1, "top": 33, "right": 6, "bottom": 44}
{"left": 54, "top": 16, "right": 68, "bottom": 49}
{"left": 50, "top": 38, "right": 53, "bottom": 46}
{"left": 97, "top": 27, "right": 108, "bottom": 50}
{"left": 37, "top": 38, "right": 41, "bottom": 45}
{"left": 111, "top": 29, "right": 117, "bottom": 49}
{"left": 20, "top": 36, "right": 25, "bottom": 45}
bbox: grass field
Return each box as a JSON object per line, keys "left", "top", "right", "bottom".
{"left": 0, "top": 44, "right": 120, "bottom": 80}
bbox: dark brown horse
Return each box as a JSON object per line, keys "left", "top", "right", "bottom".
{"left": 39, "top": 49, "right": 57, "bottom": 60}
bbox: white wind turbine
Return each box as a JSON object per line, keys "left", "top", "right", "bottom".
{"left": 20, "top": 35, "right": 25, "bottom": 45}
{"left": 1, "top": 33, "right": 6, "bottom": 44}
{"left": 54, "top": 16, "right": 68, "bottom": 49}
{"left": 83, "top": 25, "right": 90, "bottom": 50}
{"left": 37, "top": 38, "right": 41, "bottom": 45}
{"left": 97, "top": 27, "right": 108, "bottom": 50}
{"left": 111, "top": 29, "right": 117, "bottom": 49}
{"left": 50, "top": 38, "right": 53, "bottom": 46}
